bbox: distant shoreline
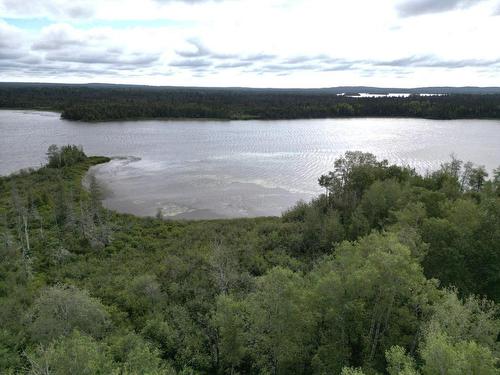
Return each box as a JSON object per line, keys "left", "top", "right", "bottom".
{"left": 3, "top": 107, "right": 500, "bottom": 124}
{"left": 1, "top": 83, "right": 500, "bottom": 122}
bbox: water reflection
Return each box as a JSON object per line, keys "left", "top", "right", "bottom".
{"left": 1, "top": 110, "right": 499, "bottom": 218}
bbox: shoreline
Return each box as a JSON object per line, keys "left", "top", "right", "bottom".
{"left": 2, "top": 107, "right": 500, "bottom": 123}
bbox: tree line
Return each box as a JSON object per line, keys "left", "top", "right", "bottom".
{"left": 0, "top": 147, "right": 499, "bottom": 374}
{"left": 1, "top": 83, "right": 500, "bottom": 121}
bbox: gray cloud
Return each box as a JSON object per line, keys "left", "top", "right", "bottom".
{"left": 258, "top": 63, "right": 321, "bottom": 72}
{"left": 244, "top": 53, "right": 500, "bottom": 76}
{"left": 0, "top": 22, "right": 32, "bottom": 61}
{"left": 1, "top": 0, "right": 95, "bottom": 19}
{"left": 320, "top": 63, "right": 357, "bottom": 72}
{"left": 376, "top": 55, "right": 430, "bottom": 67}
{"left": 282, "top": 54, "right": 331, "bottom": 64}
{"left": 46, "top": 50, "right": 160, "bottom": 66}
{"left": 0, "top": 36, "right": 13, "bottom": 49}
{"left": 16, "top": 54, "right": 43, "bottom": 64}
{"left": 494, "top": 3, "right": 500, "bottom": 14}
{"left": 173, "top": 41, "right": 347, "bottom": 74}
{"left": 65, "top": 4, "right": 94, "bottom": 19}
{"left": 282, "top": 56, "right": 312, "bottom": 64}
{"left": 0, "top": 21, "right": 163, "bottom": 78}
{"left": 0, "top": 21, "right": 23, "bottom": 46}
{"left": 32, "top": 28, "right": 85, "bottom": 51}
{"left": 176, "top": 39, "right": 210, "bottom": 58}
{"left": 153, "top": 0, "right": 221, "bottom": 2}
{"left": 249, "top": 57, "right": 357, "bottom": 75}
{"left": 241, "top": 53, "right": 276, "bottom": 62}
{"left": 397, "top": 0, "right": 485, "bottom": 17}
{"left": 170, "top": 53, "right": 353, "bottom": 75}
{"left": 170, "top": 58, "right": 212, "bottom": 68}
{"left": 359, "top": 69, "right": 377, "bottom": 78}
{"left": 240, "top": 53, "right": 356, "bottom": 74}
{"left": 0, "top": 54, "right": 165, "bottom": 79}
{"left": 0, "top": 50, "right": 25, "bottom": 59}
{"left": 0, "top": 59, "right": 95, "bottom": 76}
{"left": 172, "top": 48, "right": 342, "bottom": 74}
{"left": 29, "top": 23, "right": 160, "bottom": 69}
{"left": 176, "top": 39, "right": 236, "bottom": 59}
{"left": 215, "top": 61, "right": 253, "bottom": 68}
{"left": 375, "top": 54, "right": 500, "bottom": 68}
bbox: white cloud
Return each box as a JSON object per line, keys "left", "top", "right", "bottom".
{"left": 0, "top": 0, "right": 499, "bottom": 87}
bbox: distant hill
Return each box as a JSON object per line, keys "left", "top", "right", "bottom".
{"left": 1, "top": 82, "right": 500, "bottom": 95}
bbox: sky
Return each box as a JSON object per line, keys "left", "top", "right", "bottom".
{"left": 1, "top": 0, "right": 500, "bottom": 88}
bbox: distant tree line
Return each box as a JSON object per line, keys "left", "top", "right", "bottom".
{"left": 1, "top": 83, "right": 500, "bottom": 121}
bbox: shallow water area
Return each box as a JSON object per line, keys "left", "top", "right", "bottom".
{"left": 2, "top": 110, "right": 500, "bottom": 218}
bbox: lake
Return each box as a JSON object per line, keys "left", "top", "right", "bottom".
{"left": 1, "top": 109, "right": 499, "bottom": 219}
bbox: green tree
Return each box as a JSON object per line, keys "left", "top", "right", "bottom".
{"left": 418, "top": 290, "right": 500, "bottom": 375}
{"left": 359, "top": 179, "right": 402, "bottom": 229}
{"left": 492, "top": 167, "right": 500, "bottom": 195}
{"left": 340, "top": 367, "right": 366, "bottom": 375}
{"left": 46, "top": 145, "right": 87, "bottom": 168}
{"left": 420, "top": 330, "right": 499, "bottom": 375}
{"left": 212, "top": 295, "right": 247, "bottom": 374}
{"left": 245, "top": 267, "right": 312, "bottom": 375}
{"left": 385, "top": 346, "right": 419, "bottom": 375}
{"left": 420, "top": 217, "right": 470, "bottom": 291}
{"left": 420, "top": 330, "right": 459, "bottom": 375}
{"left": 424, "top": 290, "right": 499, "bottom": 350}
{"left": 469, "top": 166, "right": 489, "bottom": 192}
{"left": 27, "top": 331, "right": 115, "bottom": 375}
{"left": 125, "top": 274, "right": 163, "bottom": 318}
{"left": 310, "top": 232, "right": 435, "bottom": 372}
{"left": 29, "top": 285, "right": 110, "bottom": 344}
{"left": 107, "top": 332, "right": 174, "bottom": 375}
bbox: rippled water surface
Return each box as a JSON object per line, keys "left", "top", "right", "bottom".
{"left": 1, "top": 110, "right": 499, "bottom": 218}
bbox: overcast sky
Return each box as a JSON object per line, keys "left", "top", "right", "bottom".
{"left": 1, "top": 0, "right": 500, "bottom": 88}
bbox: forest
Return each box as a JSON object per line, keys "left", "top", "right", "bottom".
{"left": 1, "top": 146, "right": 500, "bottom": 374}
{"left": 1, "top": 83, "right": 500, "bottom": 121}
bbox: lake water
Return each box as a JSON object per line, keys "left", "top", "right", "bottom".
{"left": 1, "top": 109, "right": 499, "bottom": 219}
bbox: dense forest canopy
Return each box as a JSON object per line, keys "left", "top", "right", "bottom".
{"left": 1, "top": 83, "right": 500, "bottom": 121}
{"left": 1, "top": 146, "right": 499, "bottom": 374}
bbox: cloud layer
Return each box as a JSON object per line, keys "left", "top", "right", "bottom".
{"left": 396, "top": 0, "right": 486, "bottom": 17}
{"left": 1, "top": 0, "right": 499, "bottom": 87}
